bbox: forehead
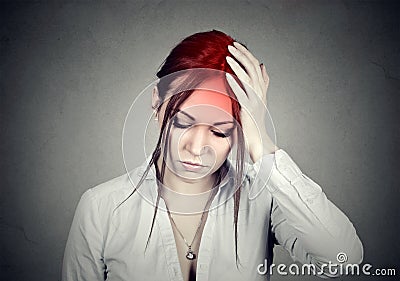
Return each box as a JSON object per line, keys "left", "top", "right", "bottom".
{"left": 179, "top": 77, "right": 233, "bottom": 117}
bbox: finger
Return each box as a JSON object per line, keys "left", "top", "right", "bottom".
{"left": 225, "top": 73, "right": 249, "bottom": 105}
{"left": 228, "top": 44, "right": 260, "bottom": 85}
{"left": 233, "top": 42, "right": 260, "bottom": 66}
{"left": 226, "top": 54, "right": 262, "bottom": 102}
{"left": 261, "top": 63, "right": 269, "bottom": 88}
{"left": 259, "top": 64, "right": 268, "bottom": 101}
{"left": 226, "top": 55, "right": 260, "bottom": 101}
{"left": 226, "top": 56, "right": 250, "bottom": 84}
{"left": 233, "top": 42, "right": 264, "bottom": 86}
{"left": 226, "top": 72, "right": 258, "bottom": 105}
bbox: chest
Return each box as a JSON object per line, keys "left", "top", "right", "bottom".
{"left": 103, "top": 194, "right": 273, "bottom": 281}
{"left": 168, "top": 213, "right": 208, "bottom": 281}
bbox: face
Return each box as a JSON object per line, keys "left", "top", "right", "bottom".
{"left": 156, "top": 79, "right": 236, "bottom": 182}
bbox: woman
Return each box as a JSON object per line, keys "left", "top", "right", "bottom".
{"left": 62, "top": 30, "right": 363, "bottom": 281}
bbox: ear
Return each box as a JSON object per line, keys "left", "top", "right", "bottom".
{"left": 152, "top": 86, "right": 160, "bottom": 110}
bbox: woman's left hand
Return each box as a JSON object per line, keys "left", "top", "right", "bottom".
{"left": 226, "top": 41, "right": 278, "bottom": 162}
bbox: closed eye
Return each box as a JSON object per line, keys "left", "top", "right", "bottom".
{"left": 172, "top": 117, "right": 191, "bottom": 129}
{"left": 212, "top": 129, "right": 233, "bottom": 138}
{"left": 173, "top": 116, "right": 234, "bottom": 138}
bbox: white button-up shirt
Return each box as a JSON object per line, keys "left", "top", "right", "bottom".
{"left": 62, "top": 149, "right": 363, "bottom": 280}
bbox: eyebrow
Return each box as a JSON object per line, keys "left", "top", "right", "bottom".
{"left": 177, "top": 110, "right": 235, "bottom": 126}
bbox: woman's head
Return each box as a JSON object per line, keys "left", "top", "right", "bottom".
{"left": 152, "top": 30, "right": 245, "bottom": 184}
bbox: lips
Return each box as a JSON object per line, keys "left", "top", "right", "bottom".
{"left": 182, "top": 161, "right": 203, "bottom": 166}
{"left": 180, "top": 161, "right": 205, "bottom": 171}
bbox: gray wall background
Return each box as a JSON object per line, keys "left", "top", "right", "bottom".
{"left": 1, "top": 1, "right": 399, "bottom": 280}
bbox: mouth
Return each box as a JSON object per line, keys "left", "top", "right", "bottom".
{"left": 180, "top": 161, "right": 206, "bottom": 171}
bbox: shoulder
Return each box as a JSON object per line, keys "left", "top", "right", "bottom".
{"left": 87, "top": 172, "right": 132, "bottom": 201}
{"left": 69, "top": 164, "right": 156, "bottom": 238}
{"left": 79, "top": 163, "right": 152, "bottom": 213}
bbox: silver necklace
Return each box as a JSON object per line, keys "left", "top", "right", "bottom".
{"left": 165, "top": 188, "right": 216, "bottom": 260}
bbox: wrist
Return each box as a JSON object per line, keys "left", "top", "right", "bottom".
{"left": 248, "top": 134, "right": 279, "bottom": 163}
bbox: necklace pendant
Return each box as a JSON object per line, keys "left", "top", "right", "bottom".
{"left": 186, "top": 248, "right": 196, "bottom": 260}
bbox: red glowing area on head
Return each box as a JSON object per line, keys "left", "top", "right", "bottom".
{"left": 180, "top": 78, "right": 233, "bottom": 117}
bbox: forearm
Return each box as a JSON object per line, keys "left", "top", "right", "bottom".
{"left": 270, "top": 174, "right": 363, "bottom": 264}
{"left": 255, "top": 150, "right": 363, "bottom": 274}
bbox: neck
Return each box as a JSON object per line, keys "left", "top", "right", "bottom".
{"left": 156, "top": 157, "right": 219, "bottom": 214}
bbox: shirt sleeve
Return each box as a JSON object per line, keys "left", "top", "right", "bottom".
{"left": 253, "top": 149, "right": 364, "bottom": 277}
{"left": 61, "top": 189, "right": 106, "bottom": 281}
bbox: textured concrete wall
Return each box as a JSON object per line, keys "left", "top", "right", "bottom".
{"left": 1, "top": 1, "right": 399, "bottom": 280}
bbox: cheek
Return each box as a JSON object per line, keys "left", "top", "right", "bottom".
{"left": 169, "top": 129, "right": 186, "bottom": 150}
{"left": 214, "top": 138, "right": 232, "bottom": 158}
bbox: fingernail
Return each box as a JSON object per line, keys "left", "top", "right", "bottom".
{"left": 227, "top": 45, "right": 236, "bottom": 52}
{"left": 226, "top": 56, "right": 234, "bottom": 63}
{"left": 225, "top": 72, "right": 234, "bottom": 80}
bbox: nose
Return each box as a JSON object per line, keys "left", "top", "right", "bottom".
{"left": 184, "top": 125, "right": 209, "bottom": 156}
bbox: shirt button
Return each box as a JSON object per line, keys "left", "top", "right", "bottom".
{"left": 199, "top": 264, "right": 208, "bottom": 270}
